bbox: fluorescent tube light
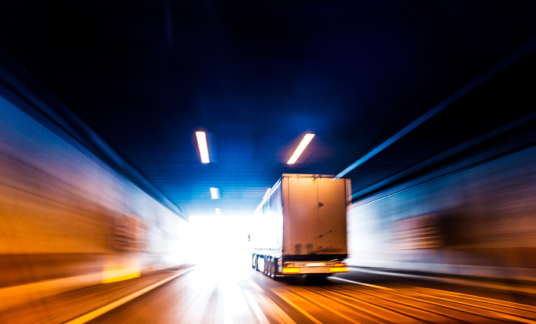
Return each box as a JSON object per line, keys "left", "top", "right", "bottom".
{"left": 287, "top": 134, "right": 315, "bottom": 164}
{"left": 210, "top": 187, "right": 220, "bottom": 199}
{"left": 215, "top": 208, "right": 222, "bottom": 214}
{"left": 195, "top": 131, "right": 210, "bottom": 163}
{"left": 263, "top": 188, "right": 271, "bottom": 199}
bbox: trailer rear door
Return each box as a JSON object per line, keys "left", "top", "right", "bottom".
{"left": 285, "top": 176, "right": 319, "bottom": 255}
{"left": 317, "top": 178, "right": 348, "bottom": 255}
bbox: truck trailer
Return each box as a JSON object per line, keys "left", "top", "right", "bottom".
{"left": 251, "top": 174, "right": 350, "bottom": 278}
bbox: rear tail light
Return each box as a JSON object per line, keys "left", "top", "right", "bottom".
{"left": 334, "top": 262, "right": 345, "bottom": 267}
{"left": 329, "top": 267, "right": 349, "bottom": 273}
{"left": 282, "top": 268, "right": 301, "bottom": 274}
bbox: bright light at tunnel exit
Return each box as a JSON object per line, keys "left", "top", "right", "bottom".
{"left": 195, "top": 131, "right": 210, "bottom": 163}
{"left": 186, "top": 216, "right": 253, "bottom": 267}
{"left": 287, "top": 133, "right": 315, "bottom": 164}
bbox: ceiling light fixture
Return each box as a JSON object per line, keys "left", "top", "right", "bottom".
{"left": 195, "top": 131, "right": 210, "bottom": 163}
{"left": 263, "top": 188, "right": 271, "bottom": 199}
{"left": 287, "top": 134, "right": 315, "bottom": 164}
{"left": 210, "top": 187, "right": 220, "bottom": 199}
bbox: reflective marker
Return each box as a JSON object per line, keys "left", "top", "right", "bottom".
{"left": 287, "top": 134, "right": 315, "bottom": 164}
{"left": 195, "top": 131, "right": 210, "bottom": 163}
{"left": 210, "top": 187, "right": 220, "bottom": 199}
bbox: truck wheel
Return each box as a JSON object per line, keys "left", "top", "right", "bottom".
{"left": 270, "top": 258, "right": 276, "bottom": 279}
{"left": 267, "top": 258, "right": 272, "bottom": 277}
{"left": 255, "top": 256, "right": 260, "bottom": 271}
{"left": 263, "top": 258, "right": 268, "bottom": 275}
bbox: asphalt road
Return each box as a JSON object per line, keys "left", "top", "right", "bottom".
{"left": 88, "top": 264, "right": 536, "bottom": 323}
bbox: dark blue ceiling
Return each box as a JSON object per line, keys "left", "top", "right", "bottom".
{"left": 0, "top": 0, "right": 535, "bottom": 216}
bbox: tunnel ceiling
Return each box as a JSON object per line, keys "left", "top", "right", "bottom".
{"left": 0, "top": 1, "right": 535, "bottom": 216}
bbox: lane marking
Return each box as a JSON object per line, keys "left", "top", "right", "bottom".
{"left": 272, "top": 290, "right": 323, "bottom": 324}
{"left": 244, "top": 290, "right": 270, "bottom": 324}
{"left": 224, "top": 291, "right": 233, "bottom": 324}
{"left": 349, "top": 267, "right": 536, "bottom": 296}
{"left": 66, "top": 267, "right": 195, "bottom": 324}
{"left": 291, "top": 289, "right": 362, "bottom": 324}
{"left": 329, "top": 276, "right": 391, "bottom": 290}
{"left": 247, "top": 279, "right": 266, "bottom": 294}
{"left": 247, "top": 275, "right": 297, "bottom": 323}
{"left": 257, "top": 291, "right": 297, "bottom": 324}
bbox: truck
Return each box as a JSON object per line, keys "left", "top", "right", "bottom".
{"left": 251, "top": 174, "right": 350, "bottom": 278}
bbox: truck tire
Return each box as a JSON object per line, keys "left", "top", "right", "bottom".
{"left": 267, "top": 258, "right": 272, "bottom": 277}
{"left": 270, "top": 258, "right": 276, "bottom": 279}
{"left": 255, "top": 256, "right": 260, "bottom": 271}
{"left": 252, "top": 255, "right": 256, "bottom": 269}
{"left": 263, "top": 258, "right": 268, "bottom": 275}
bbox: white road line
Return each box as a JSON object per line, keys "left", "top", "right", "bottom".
{"left": 350, "top": 267, "right": 536, "bottom": 296}
{"left": 66, "top": 267, "right": 195, "bottom": 324}
{"left": 245, "top": 290, "right": 270, "bottom": 324}
{"left": 224, "top": 294, "right": 233, "bottom": 324}
{"left": 247, "top": 279, "right": 266, "bottom": 294}
{"left": 258, "top": 291, "right": 297, "bottom": 324}
{"left": 247, "top": 278, "right": 296, "bottom": 324}
{"left": 329, "top": 276, "right": 391, "bottom": 290}
{"left": 292, "top": 289, "right": 362, "bottom": 324}
{"left": 272, "top": 290, "right": 323, "bottom": 324}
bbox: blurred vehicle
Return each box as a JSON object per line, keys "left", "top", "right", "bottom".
{"left": 251, "top": 174, "right": 351, "bottom": 278}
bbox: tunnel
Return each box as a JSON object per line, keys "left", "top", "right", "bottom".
{"left": 1, "top": 2, "right": 536, "bottom": 323}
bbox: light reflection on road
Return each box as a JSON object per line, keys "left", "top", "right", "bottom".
{"left": 90, "top": 261, "right": 536, "bottom": 323}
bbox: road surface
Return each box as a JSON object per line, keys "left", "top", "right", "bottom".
{"left": 88, "top": 264, "right": 536, "bottom": 323}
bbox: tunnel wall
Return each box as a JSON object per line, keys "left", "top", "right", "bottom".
{"left": 0, "top": 92, "right": 188, "bottom": 309}
{"left": 346, "top": 143, "right": 536, "bottom": 281}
